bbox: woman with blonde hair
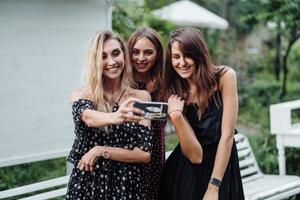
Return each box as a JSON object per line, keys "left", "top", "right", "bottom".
{"left": 66, "top": 30, "right": 153, "bottom": 199}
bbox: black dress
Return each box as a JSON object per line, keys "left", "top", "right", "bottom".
{"left": 159, "top": 91, "right": 244, "bottom": 200}
{"left": 66, "top": 99, "right": 153, "bottom": 200}
{"left": 136, "top": 82, "right": 166, "bottom": 200}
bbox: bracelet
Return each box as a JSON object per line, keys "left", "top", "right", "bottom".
{"left": 102, "top": 146, "right": 111, "bottom": 159}
{"left": 209, "top": 177, "right": 222, "bottom": 187}
{"left": 168, "top": 110, "right": 182, "bottom": 116}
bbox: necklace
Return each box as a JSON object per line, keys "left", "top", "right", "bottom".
{"left": 112, "top": 89, "right": 126, "bottom": 106}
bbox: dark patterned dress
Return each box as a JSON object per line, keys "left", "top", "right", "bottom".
{"left": 159, "top": 90, "right": 245, "bottom": 200}
{"left": 66, "top": 99, "right": 153, "bottom": 200}
{"left": 136, "top": 82, "right": 166, "bottom": 200}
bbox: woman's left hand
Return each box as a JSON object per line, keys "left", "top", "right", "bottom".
{"left": 168, "top": 95, "right": 185, "bottom": 119}
{"left": 77, "top": 146, "right": 104, "bottom": 171}
{"left": 203, "top": 185, "right": 219, "bottom": 200}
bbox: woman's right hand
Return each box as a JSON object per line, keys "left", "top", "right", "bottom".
{"left": 168, "top": 95, "right": 185, "bottom": 119}
{"left": 112, "top": 97, "right": 145, "bottom": 124}
{"left": 77, "top": 146, "right": 104, "bottom": 171}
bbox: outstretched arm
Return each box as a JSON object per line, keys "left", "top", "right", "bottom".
{"left": 81, "top": 97, "right": 145, "bottom": 127}
{"left": 69, "top": 89, "right": 145, "bottom": 127}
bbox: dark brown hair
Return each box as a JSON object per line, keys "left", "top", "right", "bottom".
{"left": 162, "top": 27, "right": 226, "bottom": 118}
{"left": 127, "top": 27, "right": 164, "bottom": 90}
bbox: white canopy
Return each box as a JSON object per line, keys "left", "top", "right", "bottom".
{"left": 153, "top": 0, "right": 229, "bottom": 30}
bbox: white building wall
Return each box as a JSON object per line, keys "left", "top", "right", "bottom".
{"left": 0, "top": 0, "right": 112, "bottom": 167}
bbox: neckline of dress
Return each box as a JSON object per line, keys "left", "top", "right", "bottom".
{"left": 186, "top": 90, "right": 221, "bottom": 106}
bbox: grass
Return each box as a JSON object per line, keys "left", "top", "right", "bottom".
{"left": 165, "top": 133, "right": 178, "bottom": 151}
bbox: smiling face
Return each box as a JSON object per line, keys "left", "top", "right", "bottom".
{"left": 131, "top": 37, "right": 157, "bottom": 74}
{"left": 102, "top": 39, "right": 125, "bottom": 80}
{"left": 171, "top": 41, "right": 196, "bottom": 80}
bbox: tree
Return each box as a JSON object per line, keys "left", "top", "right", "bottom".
{"left": 112, "top": 0, "right": 175, "bottom": 44}
{"left": 259, "top": 0, "right": 300, "bottom": 99}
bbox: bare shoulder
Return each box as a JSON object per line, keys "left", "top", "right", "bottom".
{"left": 69, "top": 88, "right": 85, "bottom": 104}
{"left": 218, "top": 66, "right": 237, "bottom": 87}
{"left": 129, "top": 89, "right": 151, "bottom": 102}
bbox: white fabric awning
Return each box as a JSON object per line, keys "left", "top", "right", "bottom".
{"left": 153, "top": 0, "right": 229, "bottom": 30}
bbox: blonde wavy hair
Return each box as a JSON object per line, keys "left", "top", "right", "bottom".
{"left": 82, "top": 30, "right": 134, "bottom": 112}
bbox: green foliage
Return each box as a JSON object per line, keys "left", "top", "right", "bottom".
{"left": 287, "top": 42, "right": 300, "bottom": 83}
{"left": 112, "top": 0, "right": 175, "bottom": 42}
{"left": 112, "top": 0, "right": 144, "bottom": 39}
{"left": 239, "top": 42, "right": 300, "bottom": 175}
{"left": 144, "top": 0, "right": 176, "bottom": 10}
{"left": 165, "top": 133, "right": 178, "bottom": 151}
{"left": 248, "top": 133, "right": 278, "bottom": 174}
{"left": 0, "top": 158, "right": 66, "bottom": 191}
{"left": 260, "top": 0, "right": 300, "bottom": 30}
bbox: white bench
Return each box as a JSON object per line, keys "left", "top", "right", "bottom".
{"left": 270, "top": 100, "right": 300, "bottom": 175}
{"left": 236, "top": 134, "right": 300, "bottom": 200}
{"left": 166, "top": 134, "right": 300, "bottom": 200}
{"left": 2, "top": 133, "right": 300, "bottom": 199}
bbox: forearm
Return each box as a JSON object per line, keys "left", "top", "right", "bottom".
{"left": 171, "top": 114, "right": 203, "bottom": 164}
{"left": 104, "top": 146, "right": 151, "bottom": 163}
{"left": 82, "top": 109, "right": 115, "bottom": 127}
{"left": 210, "top": 134, "right": 234, "bottom": 180}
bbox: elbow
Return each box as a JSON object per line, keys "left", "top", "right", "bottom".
{"left": 82, "top": 114, "right": 94, "bottom": 127}
{"left": 184, "top": 149, "right": 203, "bottom": 164}
{"left": 185, "top": 147, "right": 203, "bottom": 164}
{"left": 189, "top": 154, "right": 202, "bottom": 164}
{"left": 141, "top": 152, "right": 151, "bottom": 163}
{"left": 84, "top": 120, "right": 93, "bottom": 128}
{"left": 182, "top": 143, "right": 203, "bottom": 164}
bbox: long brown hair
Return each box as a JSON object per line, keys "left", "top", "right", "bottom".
{"left": 127, "top": 27, "right": 164, "bottom": 90}
{"left": 162, "top": 27, "right": 226, "bottom": 118}
{"left": 82, "top": 30, "right": 134, "bottom": 112}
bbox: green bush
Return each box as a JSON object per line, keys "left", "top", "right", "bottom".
{"left": 248, "top": 133, "right": 278, "bottom": 174}
{"left": 0, "top": 158, "right": 66, "bottom": 191}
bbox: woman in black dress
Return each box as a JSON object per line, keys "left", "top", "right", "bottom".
{"left": 66, "top": 30, "right": 153, "bottom": 200}
{"left": 160, "top": 27, "right": 244, "bottom": 200}
{"left": 128, "top": 27, "right": 165, "bottom": 200}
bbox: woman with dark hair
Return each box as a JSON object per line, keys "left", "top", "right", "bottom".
{"left": 127, "top": 27, "right": 165, "bottom": 200}
{"left": 159, "top": 27, "right": 244, "bottom": 200}
{"left": 66, "top": 30, "right": 153, "bottom": 199}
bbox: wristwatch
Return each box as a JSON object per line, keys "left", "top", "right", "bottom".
{"left": 209, "top": 177, "right": 222, "bottom": 187}
{"left": 102, "top": 146, "right": 111, "bottom": 159}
